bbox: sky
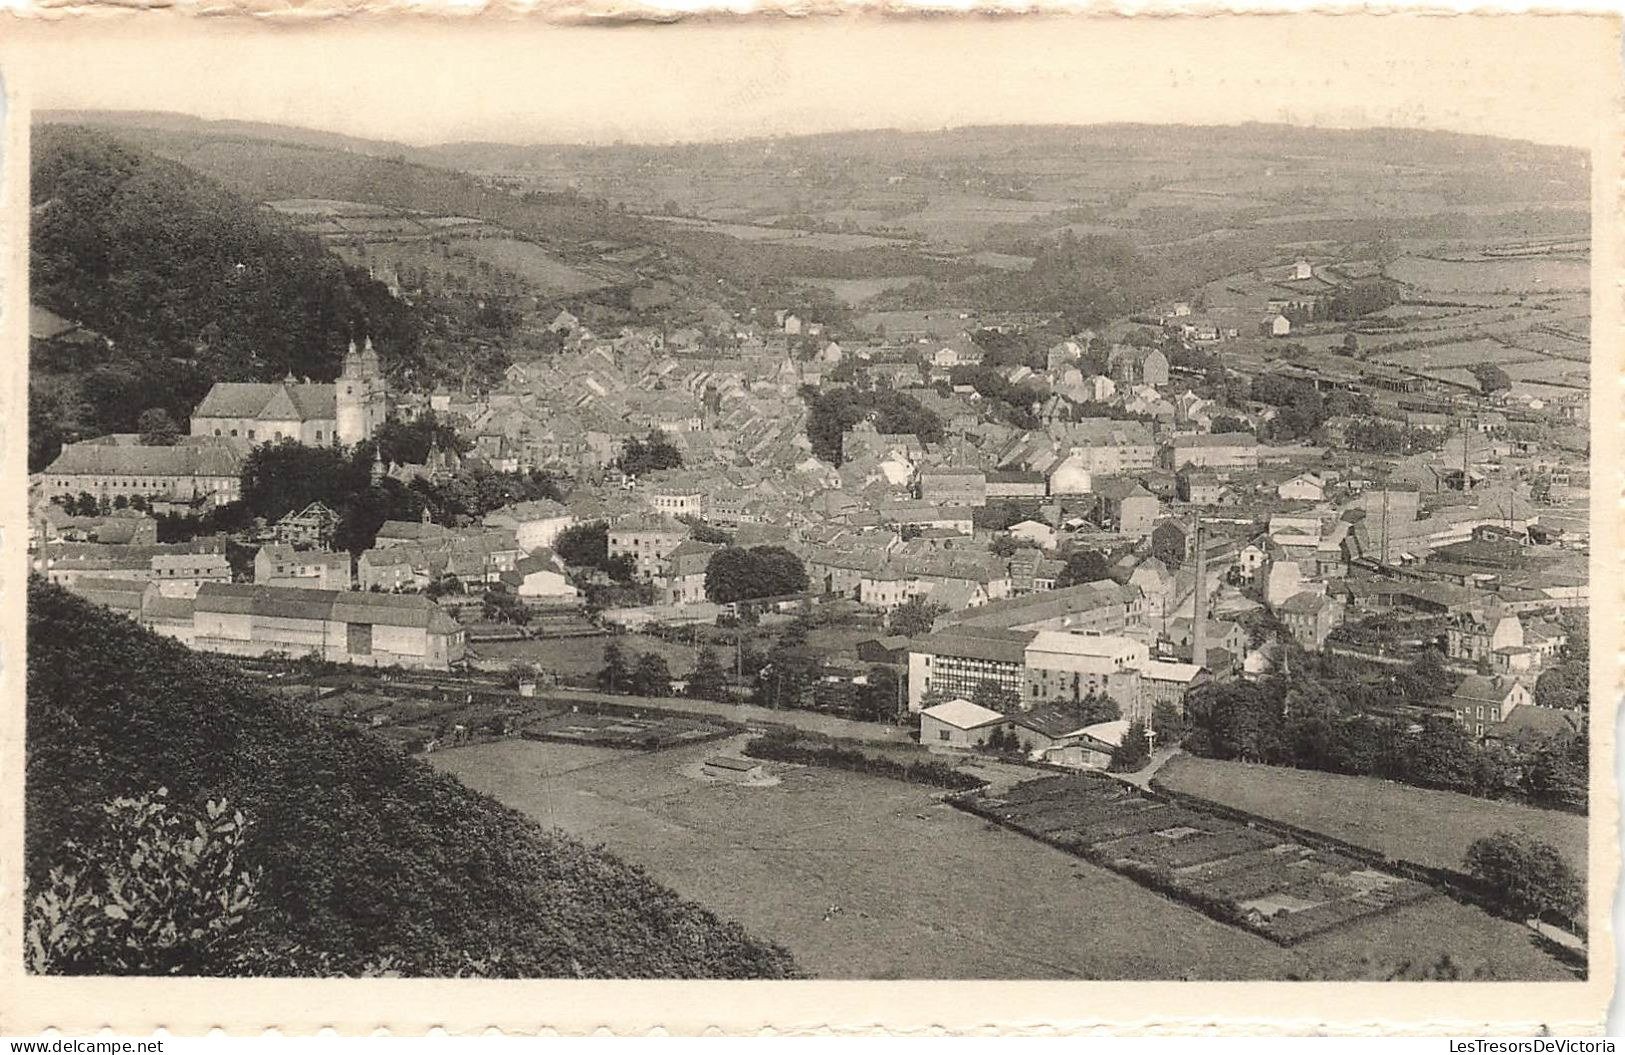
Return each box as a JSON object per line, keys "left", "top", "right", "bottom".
{"left": 5, "top": 14, "right": 1617, "bottom": 149}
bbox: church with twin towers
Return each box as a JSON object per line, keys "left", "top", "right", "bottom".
{"left": 189, "top": 337, "right": 389, "bottom": 448}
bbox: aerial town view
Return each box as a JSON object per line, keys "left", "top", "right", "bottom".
{"left": 24, "top": 111, "right": 1591, "bottom": 984}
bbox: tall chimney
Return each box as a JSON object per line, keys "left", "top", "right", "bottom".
{"left": 1192, "top": 516, "right": 1209, "bottom": 669}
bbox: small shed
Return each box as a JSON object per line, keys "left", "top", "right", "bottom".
{"left": 919, "top": 698, "right": 1009, "bottom": 749}
{"left": 703, "top": 755, "right": 766, "bottom": 783}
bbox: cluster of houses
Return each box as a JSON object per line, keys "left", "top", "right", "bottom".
{"left": 30, "top": 281, "right": 1588, "bottom": 749}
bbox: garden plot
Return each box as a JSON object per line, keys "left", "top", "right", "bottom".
{"left": 522, "top": 709, "right": 730, "bottom": 750}
{"left": 963, "top": 774, "right": 1439, "bottom": 946}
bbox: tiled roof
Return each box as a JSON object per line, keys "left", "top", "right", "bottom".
{"left": 195, "top": 583, "right": 458, "bottom": 632}
{"left": 909, "top": 627, "right": 1034, "bottom": 664}
{"left": 193, "top": 382, "right": 337, "bottom": 422}
{"left": 45, "top": 442, "right": 244, "bottom": 478}
{"left": 941, "top": 580, "right": 1136, "bottom": 630}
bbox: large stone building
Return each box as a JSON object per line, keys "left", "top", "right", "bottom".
{"left": 192, "top": 583, "right": 464, "bottom": 670}
{"left": 190, "top": 339, "right": 388, "bottom": 447}
{"left": 607, "top": 515, "right": 690, "bottom": 580}
{"left": 40, "top": 440, "right": 245, "bottom": 509}
{"left": 1023, "top": 631, "right": 1149, "bottom": 715}
{"left": 1167, "top": 432, "right": 1260, "bottom": 471}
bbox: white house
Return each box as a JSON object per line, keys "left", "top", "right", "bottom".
{"left": 1277, "top": 472, "right": 1326, "bottom": 502}
{"left": 1009, "top": 519, "right": 1058, "bottom": 550}
{"left": 483, "top": 499, "right": 575, "bottom": 553}
{"left": 501, "top": 551, "right": 580, "bottom": 605}
{"left": 1047, "top": 453, "right": 1094, "bottom": 495}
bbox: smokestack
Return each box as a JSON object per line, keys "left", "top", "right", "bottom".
{"left": 1192, "top": 517, "right": 1209, "bottom": 670}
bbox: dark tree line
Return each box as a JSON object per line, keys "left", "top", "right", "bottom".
{"left": 233, "top": 437, "right": 561, "bottom": 554}
{"left": 1182, "top": 666, "right": 1586, "bottom": 811}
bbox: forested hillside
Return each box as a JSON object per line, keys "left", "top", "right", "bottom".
{"left": 25, "top": 580, "right": 801, "bottom": 979}
{"left": 30, "top": 125, "right": 418, "bottom": 443}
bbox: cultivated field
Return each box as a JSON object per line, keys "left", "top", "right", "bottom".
{"left": 430, "top": 739, "right": 1574, "bottom": 979}
{"left": 1153, "top": 755, "right": 1589, "bottom": 882}
{"left": 967, "top": 775, "right": 1439, "bottom": 946}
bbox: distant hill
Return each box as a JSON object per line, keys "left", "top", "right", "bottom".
{"left": 25, "top": 579, "right": 801, "bottom": 978}
{"left": 424, "top": 121, "right": 1588, "bottom": 173}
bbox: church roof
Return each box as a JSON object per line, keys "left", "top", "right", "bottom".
{"left": 193, "top": 382, "right": 337, "bottom": 422}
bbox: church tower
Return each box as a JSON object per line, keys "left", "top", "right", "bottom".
{"left": 336, "top": 337, "right": 388, "bottom": 446}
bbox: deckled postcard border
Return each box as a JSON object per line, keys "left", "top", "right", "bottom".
{"left": 0, "top": 11, "right": 1616, "bottom": 1035}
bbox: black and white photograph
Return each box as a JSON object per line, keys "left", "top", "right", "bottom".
{"left": 2, "top": 11, "right": 1616, "bottom": 1036}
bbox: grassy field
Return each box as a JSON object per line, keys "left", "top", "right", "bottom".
{"left": 1389, "top": 255, "right": 1590, "bottom": 295}
{"left": 1154, "top": 755, "right": 1588, "bottom": 882}
{"left": 430, "top": 739, "right": 1574, "bottom": 979}
{"left": 472, "top": 632, "right": 703, "bottom": 681}
{"left": 450, "top": 236, "right": 620, "bottom": 295}
{"left": 787, "top": 275, "right": 926, "bottom": 306}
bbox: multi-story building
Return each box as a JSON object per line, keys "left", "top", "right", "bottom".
{"left": 40, "top": 441, "right": 245, "bottom": 509}
{"left": 917, "top": 468, "right": 988, "bottom": 508}
{"left": 1138, "top": 660, "right": 1208, "bottom": 721}
{"left": 1023, "top": 631, "right": 1149, "bottom": 715}
{"left": 658, "top": 539, "right": 722, "bottom": 606}
{"left": 647, "top": 481, "right": 706, "bottom": 518}
{"left": 190, "top": 338, "right": 387, "bottom": 447}
{"left": 483, "top": 499, "right": 575, "bottom": 552}
{"left": 1049, "top": 420, "right": 1157, "bottom": 475}
{"left": 253, "top": 545, "right": 352, "bottom": 592}
{"left": 1448, "top": 674, "right": 1533, "bottom": 738}
{"left": 1446, "top": 608, "right": 1525, "bottom": 665}
{"left": 1278, "top": 590, "right": 1344, "bottom": 650}
{"left": 36, "top": 540, "right": 231, "bottom": 598}
{"left": 907, "top": 627, "right": 1032, "bottom": 712}
{"left": 607, "top": 516, "right": 690, "bottom": 580}
{"left": 1168, "top": 432, "right": 1260, "bottom": 471}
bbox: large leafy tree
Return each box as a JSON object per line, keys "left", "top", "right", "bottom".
{"left": 1464, "top": 831, "right": 1582, "bottom": 921}
{"left": 685, "top": 647, "right": 729, "bottom": 703}
{"left": 617, "top": 431, "right": 684, "bottom": 477}
{"left": 887, "top": 596, "right": 944, "bottom": 638}
{"left": 1108, "top": 720, "right": 1152, "bottom": 773}
{"left": 629, "top": 652, "right": 673, "bottom": 698}
{"left": 705, "top": 547, "right": 809, "bottom": 604}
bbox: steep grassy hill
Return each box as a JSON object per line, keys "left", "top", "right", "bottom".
{"left": 32, "top": 125, "right": 414, "bottom": 386}
{"left": 29, "top": 125, "right": 419, "bottom": 454}
{"left": 25, "top": 580, "right": 800, "bottom": 978}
